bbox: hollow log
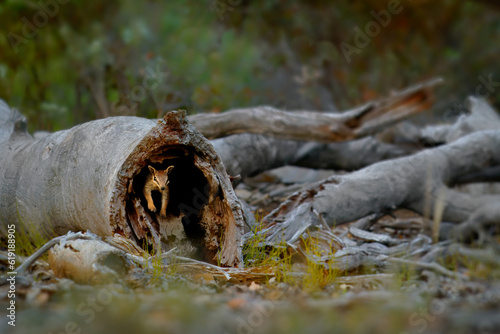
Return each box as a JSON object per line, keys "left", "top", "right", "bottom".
{"left": 0, "top": 101, "right": 244, "bottom": 267}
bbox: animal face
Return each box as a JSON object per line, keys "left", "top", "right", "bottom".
{"left": 148, "top": 165, "right": 174, "bottom": 190}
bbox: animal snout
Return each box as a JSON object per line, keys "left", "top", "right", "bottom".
{"left": 161, "top": 187, "right": 165, "bottom": 190}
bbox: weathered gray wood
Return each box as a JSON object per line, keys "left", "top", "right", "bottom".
{"left": 0, "top": 104, "right": 244, "bottom": 267}
{"left": 188, "top": 78, "right": 442, "bottom": 142}
{"left": 212, "top": 134, "right": 412, "bottom": 181}
{"left": 349, "top": 227, "right": 401, "bottom": 246}
{"left": 260, "top": 130, "right": 500, "bottom": 242}
{"left": 451, "top": 202, "right": 500, "bottom": 242}
{"left": 48, "top": 236, "right": 137, "bottom": 285}
{"left": 387, "top": 96, "right": 500, "bottom": 146}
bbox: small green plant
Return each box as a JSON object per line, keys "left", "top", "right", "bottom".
{"left": 142, "top": 239, "right": 167, "bottom": 283}
{"left": 243, "top": 223, "right": 269, "bottom": 267}
{"left": 243, "top": 214, "right": 294, "bottom": 284}
{"left": 163, "top": 252, "right": 180, "bottom": 278}
{"left": 300, "top": 233, "right": 340, "bottom": 292}
{"left": 442, "top": 250, "right": 495, "bottom": 280}
{"left": 393, "top": 262, "right": 417, "bottom": 287}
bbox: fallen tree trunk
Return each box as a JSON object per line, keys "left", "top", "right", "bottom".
{"left": 189, "top": 78, "right": 442, "bottom": 142}
{"left": 212, "top": 135, "right": 412, "bottom": 182}
{"left": 0, "top": 102, "right": 244, "bottom": 267}
{"left": 201, "top": 80, "right": 441, "bottom": 182}
{"left": 259, "top": 128, "right": 500, "bottom": 242}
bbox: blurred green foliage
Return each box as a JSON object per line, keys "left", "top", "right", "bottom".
{"left": 0, "top": 0, "right": 499, "bottom": 132}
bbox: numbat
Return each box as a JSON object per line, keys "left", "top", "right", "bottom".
{"left": 143, "top": 165, "right": 174, "bottom": 217}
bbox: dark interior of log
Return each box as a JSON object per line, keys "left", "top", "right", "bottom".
{"left": 126, "top": 148, "right": 210, "bottom": 257}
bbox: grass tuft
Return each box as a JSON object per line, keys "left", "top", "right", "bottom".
{"left": 243, "top": 215, "right": 294, "bottom": 284}
{"left": 300, "top": 232, "right": 340, "bottom": 291}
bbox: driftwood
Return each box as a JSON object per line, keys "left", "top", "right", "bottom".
{"left": 0, "top": 101, "right": 244, "bottom": 267}
{"left": 2, "top": 78, "right": 500, "bottom": 333}
{"left": 189, "top": 78, "right": 441, "bottom": 142}
{"left": 258, "top": 98, "right": 500, "bottom": 242}
{"left": 450, "top": 202, "right": 500, "bottom": 242}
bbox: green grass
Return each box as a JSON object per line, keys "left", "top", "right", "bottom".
{"left": 243, "top": 216, "right": 345, "bottom": 290}
{"left": 141, "top": 240, "right": 170, "bottom": 283}
{"left": 299, "top": 232, "right": 340, "bottom": 292}
{"left": 243, "top": 217, "right": 294, "bottom": 284}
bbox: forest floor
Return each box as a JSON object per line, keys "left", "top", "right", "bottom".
{"left": 2, "top": 166, "right": 500, "bottom": 334}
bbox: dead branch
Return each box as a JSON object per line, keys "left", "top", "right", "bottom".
{"left": 0, "top": 232, "right": 93, "bottom": 284}
{"left": 450, "top": 202, "right": 500, "bottom": 242}
{"left": 382, "top": 256, "right": 468, "bottom": 280}
{"left": 189, "top": 78, "right": 442, "bottom": 142}
{"left": 349, "top": 227, "right": 401, "bottom": 246}
{"left": 446, "top": 244, "right": 500, "bottom": 267}
{"left": 48, "top": 236, "right": 139, "bottom": 285}
{"left": 259, "top": 129, "right": 500, "bottom": 242}
{"left": 385, "top": 96, "right": 500, "bottom": 146}
{"left": 212, "top": 134, "right": 413, "bottom": 181}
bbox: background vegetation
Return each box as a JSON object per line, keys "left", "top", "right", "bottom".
{"left": 0, "top": 0, "right": 499, "bottom": 132}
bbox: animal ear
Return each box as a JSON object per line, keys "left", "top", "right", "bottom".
{"left": 166, "top": 165, "right": 174, "bottom": 174}
{"left": 148, "top": 165, "right": 156, "bottom": 174}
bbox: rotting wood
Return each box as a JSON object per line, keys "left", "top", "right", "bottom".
{"left": 0, "top": 103, "right": 245, "bottom": 267}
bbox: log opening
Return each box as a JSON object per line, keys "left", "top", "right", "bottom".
{"left": 125, "top": 147, "right": 213, "bottom": 258}
{"left": 106, "top": 112, "right": 245, "bottom": 265}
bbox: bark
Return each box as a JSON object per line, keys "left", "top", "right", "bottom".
{"left": 189, "top": 78, "right": 442, "bottom": 142}
{"left": 0, "top": 102, "right": 244, "bottom": 267}
{"left": 259, "top": 129, "right": 500, "bottom": 242}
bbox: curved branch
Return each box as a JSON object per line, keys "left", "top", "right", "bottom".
{"left": 189, "top": 78, "right": 442, "bottom": 142}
